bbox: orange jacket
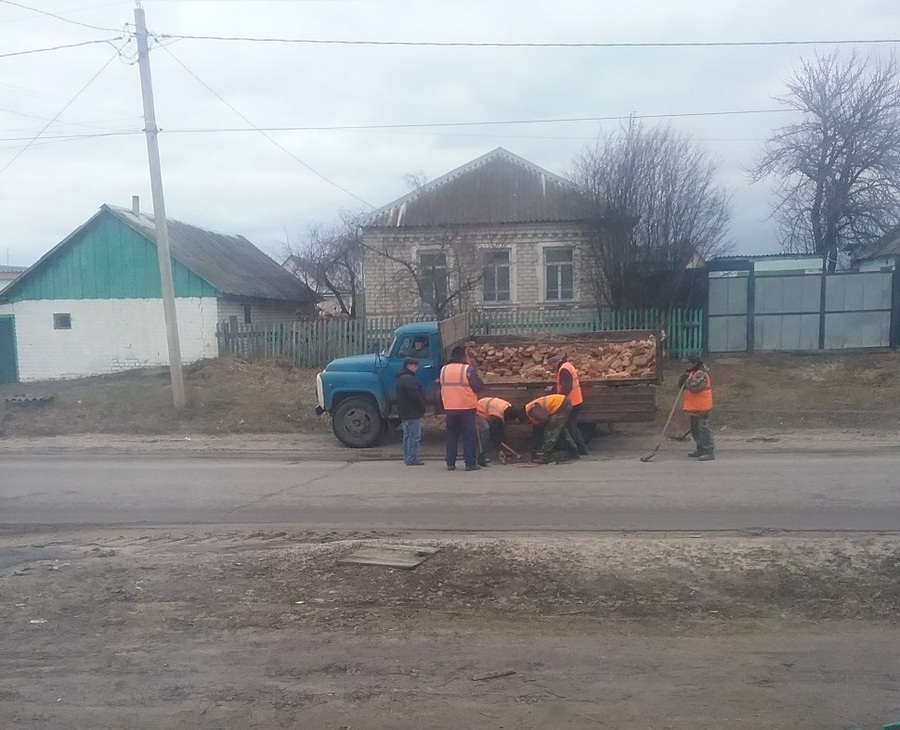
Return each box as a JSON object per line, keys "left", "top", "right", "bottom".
{"left": 477, "top": 397, "right": 512, "bottom": 420}
{"left": 525, "top": 394, "right": 568, "bottom": 424}
{"left": 440, "top": 362, "right": 478, "bottom": 410}
{"left": 556, "top": 361, "right": 583, "bottom": 406}
{"left": 683, "top": 371, "right": 713, "bottom": 412}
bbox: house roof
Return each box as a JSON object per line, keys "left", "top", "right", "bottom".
{"left": 0, "top": 265, "right": 27, "bottom": 274}
{"left": 104, "top": 205, "right": 317, "bottom": 302}
{"left": 364, "top": 147, "right": 583, "bottom": 227}
{"left": 857, "top": 225, "right": 900, "bottom": 260}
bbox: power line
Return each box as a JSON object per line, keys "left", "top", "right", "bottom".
{"left": 0, "top": 38, "right": 123, "bottom": 58}
{"left": 158, "top": 44, "right": 373, "bottom": 208}
{"left": 156, "top": 33, "right": 900, "bottom": 49}
{"left": 0, "top": 50, "right": 121, "bottom": 175}
{"left": 0, "top": 0, "right": 122, "bottom": 32}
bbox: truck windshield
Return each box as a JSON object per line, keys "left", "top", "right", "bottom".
{"left": 383, "top": 336, "right": 397, "bottom": 357}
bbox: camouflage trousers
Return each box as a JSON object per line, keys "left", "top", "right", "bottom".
{"left": 536, "top": 401, "right": 578, "bottom": 455}
{"left": 689, "top": 411, "right": 715, "bottom": 453}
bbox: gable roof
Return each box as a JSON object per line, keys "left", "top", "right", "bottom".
{"left": 105, "top": 205, "right": 317, "bottom": 302}
{"left": 364, "top": 147, "right": 583, "bottom": 227}
{"left": 2, "top": 205, "right": 317, "bottom": 303}
{"left": 857, "top": 225, "right": 900, "bottom": 260}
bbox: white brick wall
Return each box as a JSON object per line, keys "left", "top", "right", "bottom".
{"left": 0, "top": 298, "right": 220, "bottom": 382}
{"left": 362, "top": 222, "right": 595, "bottom": 315}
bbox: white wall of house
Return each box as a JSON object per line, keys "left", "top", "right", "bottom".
{"left": 216, "top": 299, "right": 302, "bottom": 327}
{"left": 0, "top": 298, "right": 220, "bottom": 381}
{"left": 362, "top": 223, "right": 592, "bottom": 315}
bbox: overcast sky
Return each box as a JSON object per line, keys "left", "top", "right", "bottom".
{"left": 1, "top": 0, "right": 898, "bottom": 268}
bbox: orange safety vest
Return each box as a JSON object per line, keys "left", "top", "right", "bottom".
{"left": 477, "top": 397, "right": 512, "bottom": 420}
{"left": 525, "top": 394, "right": 567, "bottom": 424}
{"left": 683, "top": 371, "right": 713, "bottom": 413}
{"left": 440, "top": 362, "right": 477, "bottom": 410}
{"left": 556, "top": 361, "right": 583, "bottom": 406}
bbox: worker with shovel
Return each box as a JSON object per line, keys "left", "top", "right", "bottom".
{"left": 679, "top": 354, "right": 715, "bottom": 461}
{"left": 515, "top": 394, "right": 580, "bottom": 464}
{"left": 476, "top": 396, "right": 515, "bottom": 465}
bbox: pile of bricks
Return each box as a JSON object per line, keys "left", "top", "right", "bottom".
{"left": 468, "top": 337, "right": 657, "bottom": 383}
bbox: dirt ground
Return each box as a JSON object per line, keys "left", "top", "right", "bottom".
{"left": 2, "top": 350, "right": 900, "bottom": 438}
{"left": 2, "top": 352, "right": 899, "bottom": 727}
{"left": 1, "top": 528, "right": 899, "bottom": 729}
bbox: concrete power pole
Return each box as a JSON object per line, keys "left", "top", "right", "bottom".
{"left": 134, "top": 2, "right": 185, "bottom": 409}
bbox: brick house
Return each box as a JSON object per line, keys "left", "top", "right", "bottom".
{"left": 361, "top": 148, "right": 597, "bottom": 316}
{"left": 0, "top": 202, "right": 317, "bottom": 383}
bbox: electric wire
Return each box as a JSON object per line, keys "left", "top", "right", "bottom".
{"left": 0, "top": 50, "right": 122, "bottom": 175}
{"left": 0, "top": 38, "right": 124, "bottom": 58}
{"left": 158, "top": 43, "right": 373, "bottom": 208}
{"left": 0, "top": 0, "right": 122, "bottom": 32}
{"left": 156, "top": 33, "right": 900, "bottom": 49}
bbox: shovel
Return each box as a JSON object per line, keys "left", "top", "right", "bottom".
{"left": 668, "top": 428, "right": 692, "bottom": 442}
{"left": 640, "top": 381, "right": 686, "bottom": 463}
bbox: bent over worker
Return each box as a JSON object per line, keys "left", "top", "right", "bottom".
{"left": 439, "top": 345, "right": 484, "bottom": 471}
{"left": 517, "top": 393, "right": 579, "bottom": 464}
{"left": 476, "top": 396, "right": 514, "bottom": 464}
{"left": 678, "top": 354, "right": 715, "bottom": 461}
{"left": 547, "top": 353, "right": 589, "bottom": 455}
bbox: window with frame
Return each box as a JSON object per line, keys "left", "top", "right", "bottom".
{"left": 419, "top": 251, "right": 448, "bottom": 305}
{"left": 544, "top": 247, "right": 574, "bottom": 301}
{"left": 53, "top": 313, "right": 72, "bottom": 330}
{"left": 482, "top": 250, "right": 511, "bottom": 303}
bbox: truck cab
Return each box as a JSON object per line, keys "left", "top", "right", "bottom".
{"left": 316, "top": 322, "right": 444, "bottom": 448}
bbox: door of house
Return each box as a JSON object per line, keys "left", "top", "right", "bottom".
{"left": 0, "top": 315, "right": 18, "bottom": 384}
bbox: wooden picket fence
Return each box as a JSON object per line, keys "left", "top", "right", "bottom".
{"left": 216, "top": 308, "right": 704, "bottom": 367}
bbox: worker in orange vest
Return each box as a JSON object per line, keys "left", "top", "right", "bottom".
{"left": 476, "top": 396, "right": 515, "bottom": 465}
{"left": 547, "top": 353, "right": 589, "bottom": 456}
{"left": 439, "top": 345, "right": 485, "bottom": 471}
{"left": 514, "top": 393, "right": 579, "bottom": 464}
{"left": 679, "top": 354, "right": 715, "bottom": 461}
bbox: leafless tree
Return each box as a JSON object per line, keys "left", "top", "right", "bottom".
{"left": 362, "top": 229, "right": 489, "bottom": 320}
{"left": 361, "top": 176, "right": 503, "bottom": 319}
{"left": 283, "top": 210, "right": 363, "bottom": 318}
{"left": 751, "top": 51, "right": 900, "bottom": 272}
{"left": 570, "top": 120, "right": 731, "bottom": 310}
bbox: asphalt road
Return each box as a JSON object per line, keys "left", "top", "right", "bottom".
{"left": 2, "top": 451, "right": 898, "bottom": 531}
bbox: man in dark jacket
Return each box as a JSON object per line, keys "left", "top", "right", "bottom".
{"left": 396, "top": 358, "right": 427, "bottom": 465}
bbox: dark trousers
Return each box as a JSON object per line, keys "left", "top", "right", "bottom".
{"left": 689, "top": 411, "right": 715, "bottom": 453}
{"left": 534, "top": 401, "right": 578, "bottom": 454}
{"left": 445, "top": 409, "right": 477, "bottom": 468}
{"left": 568, "top": 403, "right": 589, "bottom": 454}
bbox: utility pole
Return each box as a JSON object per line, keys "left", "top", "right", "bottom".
{"left": 134, "top": 1, "right": 185, "bottom": 409}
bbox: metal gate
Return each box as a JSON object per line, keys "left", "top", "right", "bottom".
{"left": 0, "top": 315, "right": 18, "bottom": 384}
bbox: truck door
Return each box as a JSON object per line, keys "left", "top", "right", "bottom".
{"left": 387, "top": 333, "right": 439, "bottom": 403}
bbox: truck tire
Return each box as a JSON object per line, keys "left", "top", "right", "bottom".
{"left": 332, "top": 396, "right": 385, "bottom": 448}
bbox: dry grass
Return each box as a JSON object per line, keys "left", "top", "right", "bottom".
{"left": 0, "top": 356, "right": 330, "bottom": 436}
{"left": 2, "top": 350, "right": 900, "bottom": 436}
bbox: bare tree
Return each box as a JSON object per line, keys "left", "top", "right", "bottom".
{"left": 362, "top": 229, "right": 489, "bottom": 319}
{"left": 570, "top": 120, "right": 731, "bottom": 310}
{"left": 283, "top": 210, "right": 363, "bottom": 318}
{"left": 751, "top": 52, "right": 900, "bottom": 272}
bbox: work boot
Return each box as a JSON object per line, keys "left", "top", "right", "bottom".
{"left": 688, "top": 449, "right": 703, "bottom": 458}
{"left": 447, "top": 464, "right": 456, "bottom": 471}
{"left": 464, "top": 464, "right": 481, "bottom": 471}
{"left": 477, "top": 454, "right": 489, "bottom": 467}
{"left": 532, "top": 452, "right": 550, "bottom": 465}
{"left": 578, "top": 446, "right": 589, "bottom": 456}
{"left": 698, "top": 451, "right": 715, "bottom": 462}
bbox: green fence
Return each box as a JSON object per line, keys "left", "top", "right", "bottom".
{"left": 217, "top": 308, "right": 704, "bottom": 367}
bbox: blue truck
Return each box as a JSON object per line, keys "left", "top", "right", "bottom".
{"left": 315, "top": 314, "right": 660, "bottom": 448}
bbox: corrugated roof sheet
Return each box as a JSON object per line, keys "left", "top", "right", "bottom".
{"left": 106, "top": 205, "right": 317, "bottom": 302}
{"left": 0, "top": 265, "right": 27, "bottom": 274}
{"left": 364, "top": 147, "right": 584, "bottom": 227}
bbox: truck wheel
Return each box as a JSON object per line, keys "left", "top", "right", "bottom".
{"left": 332, "top": 397, "right": 385, "bottom": 448}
